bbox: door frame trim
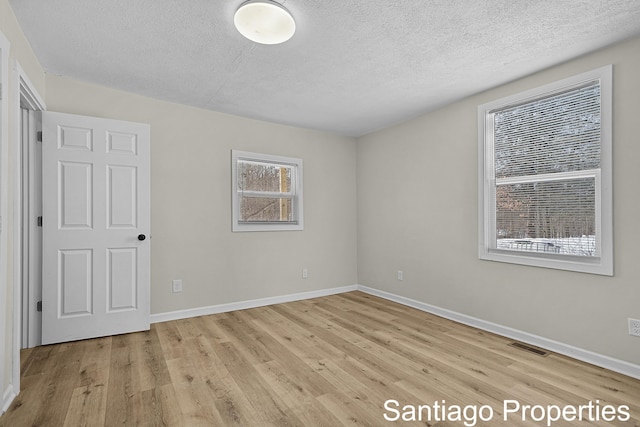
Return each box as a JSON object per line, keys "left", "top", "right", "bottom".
{"left": 0, "top": 29, "right": 11, "bottom": 414}
{"left": 9, "top": 60, "right": 45, "bottom": 404}
{"left": 13, "top": 63, "right": 45, "bottom": 351}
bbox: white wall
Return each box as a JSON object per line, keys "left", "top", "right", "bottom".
{"left": 357, "top": 36, "right": 640, "bottom": 366}
{"left": 45, "top": 75, "right": 359, "bottom": 315}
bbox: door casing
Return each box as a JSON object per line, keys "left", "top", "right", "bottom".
{"left": 15, "top": 63, "right": 46, "bottom": 350}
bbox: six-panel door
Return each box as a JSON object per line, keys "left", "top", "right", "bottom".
{"left": 41, "top": 111, "right": 150, "bottom": 345}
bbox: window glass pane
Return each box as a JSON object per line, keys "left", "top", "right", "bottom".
{"left": 239, "top": 197, "right": 293, "bottom": 223}
{"left": 494, "top": 84, "right": 601, "bottom": 179}
{"left": 496, "top": 178, "right": 596, "bottom": 257}
{"left": 238, "top": 161, "right": 293, "bottom": 192}
{"left": 232, "top": 150, "right": 303, "bottom": 232}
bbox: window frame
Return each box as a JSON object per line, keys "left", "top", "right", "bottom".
{"left": 231, "top": 150, "right": 304, "bottom": 232}
{"left": 477, "top": 65, "right": 613, "bottom": 275}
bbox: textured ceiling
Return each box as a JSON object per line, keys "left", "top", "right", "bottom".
{"left": 10, "top": 0, "right": 640, "bottom": 136}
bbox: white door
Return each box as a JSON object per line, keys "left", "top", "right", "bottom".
{"left": 41, "top": 111, "right": 150, "bottom": 345}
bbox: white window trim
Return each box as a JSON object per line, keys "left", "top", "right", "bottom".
{"left": 232, "top": 150, "right": 304, "bottom": 232}
{"left": 477, "top": 65, "right": 613, "bottom": 275}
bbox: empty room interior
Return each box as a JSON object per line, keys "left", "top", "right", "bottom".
{"left": 1, "top": 0, "right": 640, "bottom": 425}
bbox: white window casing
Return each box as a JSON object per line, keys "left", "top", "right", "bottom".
{"left": 478, "top": 65, "right": 612, "bottom": 275}
{"left": 232, "top": 150, "right": 304, "bottom": 232}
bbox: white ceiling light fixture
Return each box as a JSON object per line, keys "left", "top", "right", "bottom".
{"left": 234, "top": 0, "right": 296, "bottom": 45}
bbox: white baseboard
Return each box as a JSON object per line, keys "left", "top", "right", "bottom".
{"left": 149, "top": 283, "right": 639, "bottom": 380}
{"left": 357, "top": 285, "right": 640, "bottom": 380}
{"left": 150, "top": 285, "right": 358, "bottom": 324}
{"left": 2, "top": 384, "right": 17, "bottom": 415}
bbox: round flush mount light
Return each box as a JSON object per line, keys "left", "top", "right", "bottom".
{"left": 234, "top": 0, "right": 296, "bottom": 45}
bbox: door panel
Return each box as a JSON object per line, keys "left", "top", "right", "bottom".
{"left": 59, "top": 249, "right": 92, "bottom": 316}
{"left": 107, "top": 165, "right": 137, "bottom": 228}
{"left": 107, "top": 247, "right": 137, "bottom": 311}
{"left": 59, "top": 161, "right": 93, "bottom": 229}
{"left": 41, "top": 111, "right": 150, "bottom": 345}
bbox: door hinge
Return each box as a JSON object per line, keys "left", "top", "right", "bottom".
{"left": 36, "top": 301, "right": 42, "bottom": 312}
{"left": 37, "top": 216, "right": 43, "bottom": 227}
{"left": 37, "top": 131, "right": 43, "bottom": 142}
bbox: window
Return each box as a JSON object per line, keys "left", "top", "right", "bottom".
{"left": 478, "top": 65, "right": 612, "bottom": 275}
{"left": 232, "top": 150, "right": 303, "bottom": 232}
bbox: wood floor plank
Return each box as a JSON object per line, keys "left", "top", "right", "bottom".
{"left": 134, "top": 328, "right": 173, "bottom": 391}
{"left": 217, "top": 311, "right": 275, "bottom": 365}
{"left": 2, "top": 291, "right": 639, "bottom": 427}
{"left": 167, "top": 332, "right": 264, "bottom": 426}
{"left": 137, "top": 384, "right": 183, "bottom": 427}
{"left": 63, "top": 381, "right": 108, "bottom": 427}
{"left": 31, "top": 343, "right": 85, "bottom": 426}
{"left": 163, "top": 335, "right": 235, "bottom": 426}
{"left": 289, "top": 399, "right": 345, "bottom": 427}
{"left": 316, "top": 389, "right": 388, "bottom": 426}
{"left": 153, "top": 318, "right": 187, "bottom": 361}
{"left": 104, "top": 334, "right": 139, "bottom": 426}
{"left": 1, "top": 371, "right": 47, "bottom": 426}
{"left": 247, "top": 305, "right": 345, "bottom": 362}
{"left": 253, "top": 357, "right": 334, "bottom": 403}
{"left": 190, "top": 314, "right": 232, "bottom": 344}
{"left": 19, "top": 344, "right": 57, "bottom": 377}
{"left": 213, "top": 340, "right": 305, "bottom": 426}
{"left": 165, "top": 358, "right": 227, "bottom": 426}
{"left": 206, "top": 373, "right": 261, "bottom": 426}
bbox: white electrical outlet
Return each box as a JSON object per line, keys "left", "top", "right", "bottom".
{"left": 397, "top": 270, "right": 403, "bottom": 281}
{"left": 172, "top": 279, "right": 183, "bottom": 293}
{"left": 302, "top": 268, "right": 309, "bottom": 279}
{"left": 629, "top": 318, "right": 640, "bottom": 337}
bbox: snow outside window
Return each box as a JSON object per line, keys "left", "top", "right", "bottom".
{"left": 232, "top": 150, "right": 303, "bottom": 232}
{"left": 478, "top": 66, "right": 612, "bottom": 275}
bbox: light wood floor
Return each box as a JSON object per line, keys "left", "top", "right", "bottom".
{"left": 1, "top": 291, "right": 639, "bottom": 426}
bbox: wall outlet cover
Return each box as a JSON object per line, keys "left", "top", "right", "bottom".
{"left": 629, "top": 318, "right": 640, "bottom": 337}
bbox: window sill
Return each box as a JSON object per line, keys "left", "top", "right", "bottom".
{"left": 232, "top": 222, "right": 304, "bottom": 232}
{"left": 479, "top": 249, "right": 612, "bottom": 276}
